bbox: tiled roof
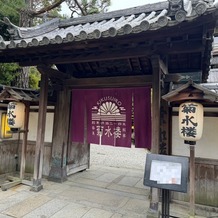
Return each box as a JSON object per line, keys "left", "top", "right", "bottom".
{"left": 0, "top": 85, "right": 39, "bottom": 102}
{"left": 0, "top": 85, "right": 56, "bottom": 105}
{"left": 208, "top": 69, "right": 218, "bottom": 83}
{"left": 201, "top": 82, "right": 218, "bottom": 94}
{"left": 162, "top": 80, "right": 218, "bottom": 103}
{"left": 0, "top": 0, "right": 218, "bottom": 50}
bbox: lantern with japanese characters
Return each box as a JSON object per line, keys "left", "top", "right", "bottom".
{"left": 7, "top": 102, "right": 25, "bottom": 129}
{"left": 179, "top": 102, "right": 203, "bottom": 141}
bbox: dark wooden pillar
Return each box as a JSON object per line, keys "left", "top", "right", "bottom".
{"left": 147, "top": 55, "right": 161, "bottom": 217}
{"left": 31, "top": 70, "right": 48, "bottom": 192}
{"left": 151, "top": 55, "right": 161, "bottom": 154}
{"left": 160, "top": 99, "right": 170, "bottom": 155}
{"left": 160, "top": 60, "right": 171, "bottom": 155}
{"left": 20, "top": 102, "right": 30, "bottom": 180}
{"left": 48, "top": 87, "right": 71, "bottom": 182}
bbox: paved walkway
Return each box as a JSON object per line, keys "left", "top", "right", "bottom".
{"left": 1, "top": 165, "right": 217, "bottom": 218}
{"left": 0, "top": 166, "right": 148, "bottom": 218}
{"left": 1, "top": 144, "right": 218, "bottom": 218}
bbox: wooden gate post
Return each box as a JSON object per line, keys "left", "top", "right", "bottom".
{"left": 31, "top": 69, "right": 48, "bottom": 192}
{"left": 48, "top": 87, "right": 71, "bottom": 182}
{"left": 147, "top": 55, "right": 162, "bottom": 217}
{"left": 20, "top": 101, "right": 30, "bottom": 180}
{"left": 189, "top": 145, "right": 195, "bottom": 216}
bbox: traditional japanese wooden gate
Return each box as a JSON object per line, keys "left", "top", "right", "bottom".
{"left": 0, "top": 0, "right": 218, "bottom": 215}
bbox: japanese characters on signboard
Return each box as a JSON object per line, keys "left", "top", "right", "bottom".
{"left": 90, "top": 96, "right": 130, "bottom": 146}
{"left": 84, "top": 88, "right": 133, "bottom": 147}
{"left": 7, "top": 102, "right": 25, "bottom": 129}
{"left": 179, "top": 102, "right": 203, "bottom": 141}
{"left": 71, "top": 87, "right": 152, "bottom": 149}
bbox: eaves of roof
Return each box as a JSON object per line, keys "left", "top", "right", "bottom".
{"left": 0, "top": 85, "right": 56, "bottom": 105}
{"left": 162, "top": 80, "right": 218, "bottom": 104}
{"left": 0, "top": 85, "right": 39, "bottom": 102}
{"left": 0, "top": 0, "right": 218, "bottom": 50}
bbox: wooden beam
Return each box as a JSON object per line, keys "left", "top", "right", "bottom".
{"left": 189, "top": 145, "right": 195, "bottom": 216}
{"left": 20, "top": 102, "right": 30, "bottom": 180}
{"left": 164, "top": 73, "right": 183, "bottom": 82}
{"left": 148, "top": 55, "right": 162, "bottom": 214}
{"left": 19, "top": 46, "right": 152, "bottom": 66}
{"left": 37, "top": 65, "right": 71, "bottom": 80}
{"left": 151, "top": 55, "right": 161, "bottom": 154}
{"left": 160, "top": 54, "right": 171, "bottom": 155}
{"left": 48, "top": 88, "right": 70, "bottom": 182}
{"left": 65, "top": 75, "right": 152, "bottom": 88}
{"left": 160, "top": 59, "right": 168, "bottom": 75}
{"left": 1, "top": 176, "right": 22, "bottom": 191}
{"left": 1, "top": 14, "right": 214, "bottom": 66}
{"left": 31, "top": 69, "right": 48, "bottom": 192}
{"left": 17, "top": 40, "right": 204, "bottom": 66}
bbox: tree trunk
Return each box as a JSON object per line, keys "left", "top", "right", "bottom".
{"left": 16, "top": 67, "right": 29, "bottom": 88}
{"left": 17, "top": 0, "right": 34, "bottom": 88}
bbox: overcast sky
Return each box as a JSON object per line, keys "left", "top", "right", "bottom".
{"left": 61, "top": 0, "right": 165, "bottom": 16}
{"left": 109, "top": 0, "right": 164, "bottom": 11}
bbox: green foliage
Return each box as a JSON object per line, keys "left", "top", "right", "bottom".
{"left": 0, "top": 0, "right": 26, "bottom": 40}
{"left": 0, "top": 64, "right": 40, "bottom": 88}
{"left": 0, "top": 0, "right": 62, "bottom": 88}
{"left": 86, "top": 0, "right": 111, "bottom": 14}
{"left": 0, "top": 63, "right": 20, "bottom": 85}
{"left": 0, "top": 0, "right": 111, "bottom": 88}
{"left": 0, "top": 0, "right": 26, "bottom": 25}
{"left": 0, "top": 0, "right": 65, "bottom": 38}
{"left": 29, "top": 67, "right": 40, "bottom": 89}
{"left": 67, "top": 0, "right": 111, "bottom": 17}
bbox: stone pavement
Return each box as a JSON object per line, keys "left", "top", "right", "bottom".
{"left": 0, "top": 165, "right": 218, "bottom": 218}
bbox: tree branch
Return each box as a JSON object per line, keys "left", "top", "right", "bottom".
{"left": 33, "top": 0, "right": 65, "bottom": 16}
{"left": 74, "top": 0, "right": 87, "bottom": 16}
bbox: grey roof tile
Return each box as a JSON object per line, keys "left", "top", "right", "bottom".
{"left": 0, "top": 0, "right": 217, "bottom": 50}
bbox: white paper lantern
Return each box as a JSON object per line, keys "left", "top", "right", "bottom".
{"left": 7, "top": 102, "right": 25, "bottom": 128}
{"left": 179, "top": 102, "right": 203, "bottom": 141}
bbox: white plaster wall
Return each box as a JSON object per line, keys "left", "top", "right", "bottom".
{"left": 28, "top": 112, "right": 54, "bottom": 142}
{"left": 172, "top": 115, "right": 218, "bottom": 159}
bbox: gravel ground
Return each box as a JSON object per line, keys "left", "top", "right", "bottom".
{"left": 90, "top": 143, "right": 149, "bottom": 170}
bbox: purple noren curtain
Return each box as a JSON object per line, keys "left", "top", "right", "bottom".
{"left": 71, "top": 90, "right": 85, "bottom": 142}
{"left": 71, "top": 87, "right": 151, "bottom": 149}
{"left": 133, "top": 87, "right": 152, "bottom": 149}
{"left": 86, "top": 88, "right": 132, "bottom": 147}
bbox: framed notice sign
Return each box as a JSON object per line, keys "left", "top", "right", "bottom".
{"left": 144, "top": 154, "right": 189, "bottom": 193}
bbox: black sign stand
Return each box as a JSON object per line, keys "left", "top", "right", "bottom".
{"left": 144, "top": 154, "right": 189, "bottom": 218}
{"left": 162, "top": 189, "right": 170, "bottom": 218}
